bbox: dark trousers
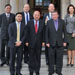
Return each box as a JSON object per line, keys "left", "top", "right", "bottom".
{"left": 24, "top": 45, "right": 29, "bottom": 63}
{"left": 10, "top": 46, "right": 23, "bottom": 75}
{"left": 48, "top": 46, "right": 64, "bottom": 74}
{"left": 0, "top": 39, "right": 10, "bottom": 62}
{"left": 29, "top": 46, "right": 41, "bottom": 73}
{"left": 45, "top": 46, "right": 49, "bottom": 65}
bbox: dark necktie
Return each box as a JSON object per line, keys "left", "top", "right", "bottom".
{"left": 35, "top": 21, "right": 38, "bottom": 33}
{"left": 26, "top": 13, "right": 28, "bottom": 23}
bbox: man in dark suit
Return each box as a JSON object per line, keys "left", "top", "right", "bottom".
{"left": 8, "top": 12, "right": 26, "bottom": 75}
{"left": 45, "top": 11, "right": 67, "bottom": 75}
{"left": 0, "top": 4, "right": 15, "bottom": 66}
{"left": 25, "top": 11, "right": 45, "bottom": 75}
{"left": 43, "top": 3, "right": 55, "bottom": 65}
{"left": 22, "top": 4, "right": 33, "bottom": 64}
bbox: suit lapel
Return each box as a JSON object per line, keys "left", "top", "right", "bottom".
{"left": 20, "top": 23, "right": 23, "bottom": 37}
{"left": 4, "top": 13, "right": 8, "bottom": 22}
{"left": 37, "top": 20, "right": 42, "bottom": 33}
{"left": 52, "top": 20, "right": 56, "bottom": 32}
{"left": 32, "top": 20, "right": 35, "bottom": 33}
{"left": 57, "top": 19, "right": 60, "bottom": 31}
{"left": 14, "top": 22, "right": 17, "bottom": 37}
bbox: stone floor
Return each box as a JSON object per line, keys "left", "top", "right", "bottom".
{"left": 0, "top": 54, "right": 75, "bottom": 75}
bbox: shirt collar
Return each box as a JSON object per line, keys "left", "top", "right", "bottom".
{"left": 6, "top": 13, "right": 10, "bottom": 16}
{"left": 16, "top": 21, "right": 21, "bottom": 25}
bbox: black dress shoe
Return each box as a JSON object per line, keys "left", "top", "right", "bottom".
{"left": 30, "top": 72, "right": 33, "bottom": 75}
{"left": 58, "top": 73, "right": 62, "bottom": 75}
{"left": 67, "top": 64, "right": 70, "bottom": 66}
{"left": 71, "top": 64, "right": 74, "bottom": 67}
{"left": 36, "top": 72, "right": 39, "bottom": 75}
{"left": 16, "top": 73, "right": 22, "bottom": 75}
{"left": 0, "top": 61, "right": 6, "bottom": 67}
{"left": 48, "top": 73, "right": 52, "bottom": 75}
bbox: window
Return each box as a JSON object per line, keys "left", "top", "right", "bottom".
{"left": 35, "top": 0, "right": 51, "bottom": 6}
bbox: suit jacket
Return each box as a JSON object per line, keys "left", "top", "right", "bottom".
{"left": 0, "top": 13, "right": 15, "bottom": 39}
{"left": 8, "top": 22, "right": 26, "bottom": 48}
{"left": 45, "top": 19, "right": 67, "bottom": 47}
{"left": 21, "top": 12, "right": 33, "bottom": 25}
{"left": 26, "top": 19, "right": 45, "bottom": 48}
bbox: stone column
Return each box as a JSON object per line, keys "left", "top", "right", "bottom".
{"left": 23, "top": 0, "right": 28, "bottom": 5}
{"left": 10, "top": 0, "right": 19, "bottom": 14}
{"left": 70, "top": 0, "right": 75, "bottom": 5}
{"left": 61, "top": 0, "right": 70, "bottom": 19}
{"left": 19, "top": 0, "right": 23, "bottom": 12}
{"left": 0, "top": 0, "right": 6, "bottom": 14}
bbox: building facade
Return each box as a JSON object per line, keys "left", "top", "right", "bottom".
{"left": 0, "top": 0, "right": 75, "bottom": 19}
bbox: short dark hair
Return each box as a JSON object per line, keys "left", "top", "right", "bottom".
{"left": 67, "top": 4, "right": 75, "bottom": 14}
{"left": 5, "top": 4, "right": 12, "bottom": 8}
{"left": 15, "top": 12, "right": 22, "bottom": 16}
{"left": 51, "top": 10, "right": 58, "bottom": 14}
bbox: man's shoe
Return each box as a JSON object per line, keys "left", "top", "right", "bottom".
{"left": 0, "top": 61, "right": 6, "bottom": 67}
{"left": 30, "top": 72, "right": 33, "bottom": 75}
{"left": 36, "top": 72, "right": 39, "bottom": 75}
{"left": 16, "top": 73, "right": 22, "bottom": 75}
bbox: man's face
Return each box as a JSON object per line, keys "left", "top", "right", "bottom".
{"left": 48, "top": 4, "right": 55, "bottom": 12}
{"left": 52, "top": 12, "right": 59, "bottom": 20}
{"left": 23, "top": 4, "right": 30, "bottom": 12}
{"left": 16, "top": 14, "right": 22, "bottom": 22}
{"left": 5, "top": 6, "right": 11, "bottom": 13}
{"left": 33, "top": 11, "right": 40, "bottom": 21}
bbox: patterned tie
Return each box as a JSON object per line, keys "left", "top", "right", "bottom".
{"left": 54, "top": 20, "right": 58, "bottom": 31}
{"left": 17, "top": 23, "right": 20, "bottom": 41}
{"left": 7, "top": 14, "right": 10, "bottom": 21}
{"left": 35, "top": 21, "right": 37, "bottom": 33}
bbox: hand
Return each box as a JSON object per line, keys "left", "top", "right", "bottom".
{"left": 46, "top": 43, "right": 50, "bottom": 48}
{"left": 63, "top": 43, "right": 67, "bottom": 47}
{"left": 42, "top": 42, "right": 45, "bottom": 47}
{"left": 25, "top": 42, "right": 29, "bottom": 46}
{"left": 72, "top": 33, "right": 75, "bottom": 37}
{"left": 45, "top": 17, "right": 48, "bottom": 24}
{"left": 15, "top": 41, "right": 22, "bottom": 47}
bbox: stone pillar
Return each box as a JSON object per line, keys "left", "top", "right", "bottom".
{"left": 10, "top": 0, "right": 19, "bottom": 14}
{"left": 0, "top": 0, "right": 6, "bottom": 14}
{"left": 61, "top": 0, "right": 70, "bottom": 19}
{"left": 70, "top": 0, "right": 75, "bottom": 5}
{"left": 19, "top": 0, "right": 23, "bottom": 12}
{"left": 23, "top": 0, "right": 28, "bottom": 5}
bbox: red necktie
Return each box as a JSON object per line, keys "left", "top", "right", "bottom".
{"left": 35, "top": 21, "right": 37, "bottom": 33}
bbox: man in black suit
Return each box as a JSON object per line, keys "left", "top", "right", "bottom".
{"left": 25, "top": 11, "right": 45, "bottom": 75}
{"left": 22, "top": 4, "right": 33, "bottom": 64}
{"left": 45, "top": 11, "right": 67, "bottom": 75}
{"left": 0, "top": 4, "right": 15, "bottom": 66}
{"left": 8, "top": 12, "right": 26, "bottom": 75}
{"left": 43, "top": 3, "right": 55, "bottom": 65}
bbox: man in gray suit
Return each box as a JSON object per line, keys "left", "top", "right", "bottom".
{"left": 45, "top": 10, "right": 67, "bottom": 75}
{"left": 0, "top": 4, "right": 15, "bottom": 66}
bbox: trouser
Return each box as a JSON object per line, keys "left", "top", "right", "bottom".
{"left": 29, "top": 46, "right": 41, "bottom": 73}
{"left": 10, "top": 46, "right": 23, "bottom": 74}
{"left": 0, "top": 39, "right": 10, "bottom": 62}
{"left": 48, "top": 46, "right": 64, "bottom": 74}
